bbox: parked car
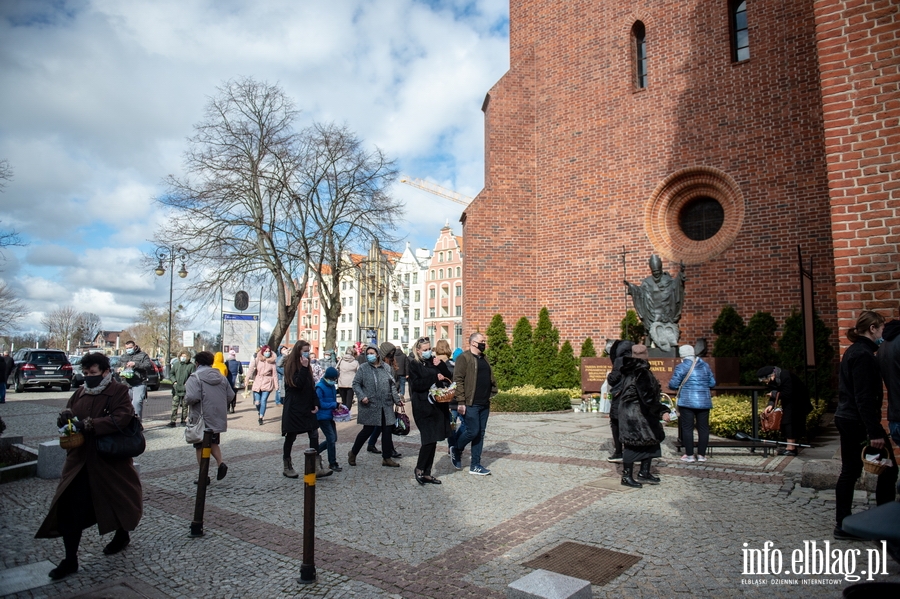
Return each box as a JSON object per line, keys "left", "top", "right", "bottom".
{"left": 149, "top": 359, "right": 162, "bottom": 391}
{"left": 69, "top": 355, "right": 84, "bottom": 387}
{"left": 7, "top": 349, "right": 74, "bottom": 392}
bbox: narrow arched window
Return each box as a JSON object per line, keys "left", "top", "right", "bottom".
{"left": 731, "top": 1, "right": 749, "bottom": 61}
{"left": 632, "top": 21, "right": 647, "bottom": 89}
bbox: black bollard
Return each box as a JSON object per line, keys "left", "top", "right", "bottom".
{"left": 298, "top": 448, "right": 317, "bottom": 584}
{"left": 190, "top": 430, "right": 213, "bottom": 537}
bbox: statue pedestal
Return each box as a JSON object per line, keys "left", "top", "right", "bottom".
{"left": 647, "top": 348, "right": 675, "bottom": 358}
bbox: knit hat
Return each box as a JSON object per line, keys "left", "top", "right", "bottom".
{"left": 379, "top": 341, "right": 396, "bottom": 358}
{"left": 678, "top": 345, "right": 694, "bottom": 358}
{"left": 451, "top": 348, "right": 463, "bottom": 361}
{"left": 631, "top": 344, "right": 649, "bottom": 360}
{"left": 324, "top": 366, "right": 339, "bottom": 380}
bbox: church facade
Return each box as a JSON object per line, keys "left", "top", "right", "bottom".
{"left": 461, "top": 0, "right": 898, "bottom": 354}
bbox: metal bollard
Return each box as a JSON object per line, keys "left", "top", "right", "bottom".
{"left": 298, "top": 448, "right": 317, "bottom": 584}
{"left": 190, "top": 430, "right": 213, "bottom": 537}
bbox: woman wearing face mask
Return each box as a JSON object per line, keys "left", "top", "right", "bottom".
{"left": 315, "top": 367, "right": 342, "bottom": 472}
{"left": 348, "top": 345, "right": 403, "bottom": 467}
{"left": 249, "top": 345, "right": 278, "bottom": 425}
{"left": 282, "top": 342, "right": 332, "bottom": 478}
{"left": 37, "top": 352, "right": 143, "bottom": 580}
{"left": 833, "top": 310, "right": 897, "bottom": 540}
{"left": 407, "top": 337, "right": 453, "bottom": 484}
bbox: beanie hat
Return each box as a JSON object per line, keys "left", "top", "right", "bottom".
{"left": 379, "top": 341, "right": 396, "bottom": 357}
{"left": 451, "top": 348, "right": 463, "bottom": 361}
{"left": 324, "top": 366, "right": 339, "bottom": 380}
{"left": 678, "top": 345, "right": 694, "bottom": 358}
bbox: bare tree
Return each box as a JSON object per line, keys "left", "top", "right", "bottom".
{"left": 293, "top": 122, "right": 402, "bottom": 352}
{"left": 0, "top": 160, "right": 23, "bottom": 260}
{"left": 40, "top": 306, "right": 81, "bottom": 350}
{"left": 156, "top": 78, "right": 309, "bottom": 350}
{"left": 124, "top": 302, "right": 186, "bottom": 357}
{"left": 73, "top": 312, "right": 102, "bottom": 345}
{"left": 0, "top": 282, "right": 29, "bottom": 335}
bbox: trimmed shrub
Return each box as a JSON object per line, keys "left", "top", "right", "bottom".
{"left": 740, "top": 311, "right": 779, "bottom": 384}
{"left": 491, "top": 385, "right": 573, "bottom": 412}
{"left": 532, "top": 307, "right": 560, "bottom": 388}
{"left": 509, "top": 317, "right": 534, "bottom": 388}
{"left": 620, "top": 309, "right": 645, "bottom": 344}
{"left": 712, "top": 305, "right": 745, "bottom": 358}
{"left": 580, "top": 337, "right": 597, "bottom": 358}
{"left": 777, "top": 308, "right": 835, "bottom": 405}
{"left": 707, "top": 393, "right": 822, "bottom": 440}
{"left": 485, "top": 313, "right": 514, "bottom": 390}
{"left": 551, "top": 340, "right": 580, "bottom": 389}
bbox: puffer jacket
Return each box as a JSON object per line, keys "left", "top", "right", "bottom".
{"left": 250, "top": 354, "right": 278, "bottom": 392}
{"left": 315, "top": 379, "right": 338, "bottom": 421}
{"left": 668, "top": 357, "right": 716, "bottom": 409}
{"left": 185, "top": 366, "right": 235, "bottom": 433}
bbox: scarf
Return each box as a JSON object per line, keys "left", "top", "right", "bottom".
{"left": 82, "top": 372, "right": 114, "bottom": 395}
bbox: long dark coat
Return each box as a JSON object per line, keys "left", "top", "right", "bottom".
{"left": 407, "top": 358, "right": 452, "bottom": 445}
{"left": 766, "top": 368, "right": 812, "bottom": 439}
{"left": 617, "top": 357, "right": 668, "bottom": 448}
{"left": 282, "top": 366, "right": 319, "bottom": 435}
{"left": 36, "top": 380, "right": 143, "bottom": 538}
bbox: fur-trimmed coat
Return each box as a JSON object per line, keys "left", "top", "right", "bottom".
{"left": 617, "top": 357, "right": 668, "bottom": 447}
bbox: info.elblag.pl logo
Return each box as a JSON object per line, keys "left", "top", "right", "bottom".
{"left": 742, "top": 540, "right": 891, "bottom": 584}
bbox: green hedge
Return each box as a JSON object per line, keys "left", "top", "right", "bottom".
{"left": 491, "top": 385, "right": 574, "bottom": 412}
{"left": 705, "top": 393, "right": 825, "bottom": 439}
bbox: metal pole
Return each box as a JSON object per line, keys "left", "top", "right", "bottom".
{"left": 190, "top": 430, "right": 213, "bottom": 537}
{"left": 168, "top": 252, "right": 174, "bottom": 363}
{"left": 298, "top": 448, "right": 317, "bottom": 584}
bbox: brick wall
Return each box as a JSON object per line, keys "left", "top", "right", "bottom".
{"left": 464, "top": 0, "right": 837, "bottom": 356}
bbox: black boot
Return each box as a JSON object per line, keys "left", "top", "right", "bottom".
{"left": 621, "top": 465, "right": 642, "bottom": 488}
{"left": 103, "top": 529, "right": 130, "bottom": 555}
{"left": 636, "top": 460, "right": 660, "bottom": 485}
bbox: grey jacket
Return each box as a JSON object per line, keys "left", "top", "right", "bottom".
{"left": 352, "top": 347, "right": 401, "bottom": 426}
{"left": 185, "top": 366, "right": 235, "bottom": 433}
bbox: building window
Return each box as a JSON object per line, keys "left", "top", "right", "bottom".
{"left": 430, "top": 289, "right": 436, "bottom": 299}
{"left": 348, "top": 313, "right": 352, "bottom": 322}
{"left": 393, "top": 310, "right": 399, "bottom": 321}
{"left": 442, "top": 326, "right": 449, "bottom": 339}
{"left": 349, "top": 297, "right": 353, "bottom": 306}
{"left": 342, "top": 281, "right": 346, "bottom": 290}
{"left": 439, "top": 252, "right": 443, "bottom": 262}
{"left": 447, "top": 250, "right": 452, "bottom": 261}
{"left": 456, "top": 305, "right": 462, "bottom": 316}
{"left": 429, "top": 308, "right": 436, "bottom": 318}
{"left": 731, "top": 1, "right": 749, "bottom": 61}
{"left": 314, "top": 299, "right": 318, "bottom": 310}
{"left": 414, "top": 309, "right": 420, "bottom": 320}
{"left": 439, "top": 269, "right": 444, "bottom": 279}
{"left": 341, "top": 314, "right": 346, "bottom": 323}
{"left": 340, "top": 330, "right": 345, "bottom": 341}
{"left": 414, "top": 290, "right": 421, "bottom": 302}
{"left": 455, "top": 285, "right": 462, "bottom": 297}
{"left": 412, "top": 273, "right": 418, "bottom": 284}
{"left": 313, "top": 331, "right": 318, "bottom": 340}
{"left": 404, "top": 273, "right": 410, "bottom": 284}
{"left": 456, "top": 267, "right": 460, "bottom": 277}
{"left": 431, "top": 270, "right": 435, "bottom": 280}
{"left": 428, "top": 326, "right": 435, "bottom": 338}
{"left": 414, "top": 327, "right": 420, "bottom": 338}
{"left": 632, "top": 21, "right": 647, "bottom": 89}
{"left": 393, "top": 328, "right": 398, "bottom": 339}
{"left": 679, "top": 197, "right": 725, "bottom": 241}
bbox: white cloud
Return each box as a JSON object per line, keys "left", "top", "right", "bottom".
{"left": 0, "top": 0, "right": 509, "bottom": 334}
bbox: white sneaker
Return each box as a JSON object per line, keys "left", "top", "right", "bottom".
{"left": 680, "top": 455, "right": 696, "bottom": 463}
{"left": 696, "top": 455, "right": 707, "bottom": 463}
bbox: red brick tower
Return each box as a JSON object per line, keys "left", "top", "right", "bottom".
{"left": 463, "top": 0, "right": 841, "bottom": 349}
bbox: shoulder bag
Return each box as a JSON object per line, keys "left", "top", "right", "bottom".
{"left": 184, "top": 374, "right": 206, "bottom": 444}
{"left": 392, "top": 404, "right": 410, "bottom": 436}
{"left": 96, "top": 395, "right": 146, "bottom": 459}
{"left": 760, "top": 392, "right": 783, "bottom": 433}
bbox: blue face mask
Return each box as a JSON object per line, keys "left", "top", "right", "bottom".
{"left": 302, "top": 351, "right": 310, "bottom": 359}
{"left": 876, "top": 337, "right": 884, "bottom": 346}
{"left": 325, "top": 379, "right": 336, "bottom": 386}
{"left": 422, "top": 350, "right": 432, "bottom": 359}
{"left": 126, "top": 348, "right": 135, "bottom": 355}
{"left": 367, "top": 354, "right": 377, "bottom": 364}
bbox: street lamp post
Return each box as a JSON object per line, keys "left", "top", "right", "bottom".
{"left": 155, "top": 246, "right": 188, "bottom": 365}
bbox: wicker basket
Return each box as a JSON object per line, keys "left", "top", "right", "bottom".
{"left": 430, "top": 387, "right": 457, "bottom": 403}
{"left": 861, "top": 446, "right": 889, "bottom": 475}
{"left": 60, "top": 432, "right": 84, "bottom": 450}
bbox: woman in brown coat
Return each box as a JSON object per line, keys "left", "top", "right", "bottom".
{"left": 36, "top": 352, "right": 143, "bottom": 580}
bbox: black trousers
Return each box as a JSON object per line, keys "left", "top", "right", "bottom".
{"left": 834, "top": 417, "right": 898, "bottom": 527}
{"left": 417, "top": 442, "right": 437, "bottom": 475}
{"left": 609, "top": 417, "right": 623, "bottom": 455}
{"left": 284, "top": 430, "right": 319, "bottom": 460}
{"left": 679, "top": 407, "right": 710, "bottom": 456}
{"left": 351, "top": 411, "right": 394, "bottom": 459}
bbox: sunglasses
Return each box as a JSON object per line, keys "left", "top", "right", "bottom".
{"left": 417, "top": 336, "right": 430, "bottom": 343}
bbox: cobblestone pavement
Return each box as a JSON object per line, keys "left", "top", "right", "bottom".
{"left": 1, "top": 391, "right": 899, "bottom": 598}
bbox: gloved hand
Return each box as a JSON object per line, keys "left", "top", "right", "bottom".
{"left": 57, "top": 409, "right": 76, "bottom": 428}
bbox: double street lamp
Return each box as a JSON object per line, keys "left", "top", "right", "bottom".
{"left": 154, "top": 246, "right": 188, "bottom": 363}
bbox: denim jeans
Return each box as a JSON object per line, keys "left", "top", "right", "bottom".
{"left": 317, "top": 419, "right": 338, "bottom": 466}
{"left": 457, "top": 404, "right": 489, "bottom": 468}
{"left": 368, "top": 426, "right": 381, "bottom": 447}
{"left": 275, "top": 377, "right": 283, "bottom": 405}
{"left": 129, "top": 384, "right": 146, "bottom": 419}
{"left": 891, "top": 421, "right": 900, "bottom": 448}
{"left": 448, "top": 408, "right": 467, "bottom": 449}
{"left": 254, "top": 390, "right": 271, "bottom": 417}
{"left": 834, "top": 417, "right": 898, "bottom": 527}
{"left": 0, "top": 379, "right": 6, "bottom": 402}
{"left": 397, "top": 376, "right": 407, "bottom": 399}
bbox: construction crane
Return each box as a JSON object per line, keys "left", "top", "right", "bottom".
{"left": 400, "top": 176, "right": 472, "bottom": 206}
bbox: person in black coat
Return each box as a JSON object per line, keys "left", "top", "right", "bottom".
{"left": 604, "top": 340, "right": 634, "bottom": 463}
{"left": 616, "top": 344, "right": 671, "bottom": 488}
{"left": 833, "top": 310, "right": 897, "bottom": 540}
{"left": 878, "top": 317, "right": 900, "bottom": 450}
{"left": 281, "top": 341, "right": 331, "bottom": 479}
{"left": 407, "top": 337, "right": 452, "bottom": 485}
{"left": 757, "top": 365, "right": 812, "bottom": 456}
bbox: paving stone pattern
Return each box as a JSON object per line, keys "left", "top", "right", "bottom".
{"left": 1, "top": 394, "right": 899, "bottom": 598}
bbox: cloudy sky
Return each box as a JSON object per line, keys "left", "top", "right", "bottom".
{"left": 0, "top": 0, "right": 509, "bottom": 337}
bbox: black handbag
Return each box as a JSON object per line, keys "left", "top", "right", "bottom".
{"left": 392, "top": 405, "right": 411, "bottom": 436}
{"left": 96, "top": 396, "right": 146, "bottom": 459}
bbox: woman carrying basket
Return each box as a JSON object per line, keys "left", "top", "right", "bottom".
{"left": 407, "top": 337, "right": 453, "bottom": 485}
{"left": 833, "top": 310, "right": 897, "bottom": 540}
